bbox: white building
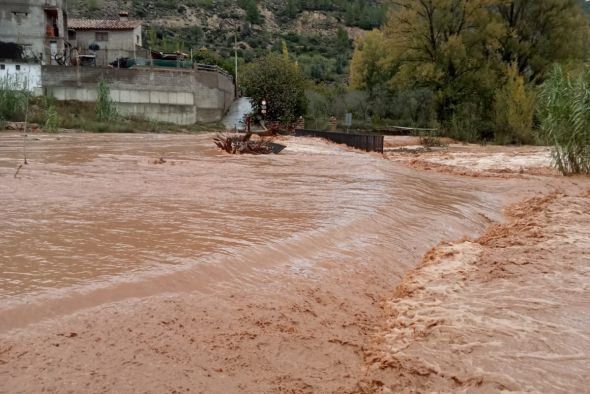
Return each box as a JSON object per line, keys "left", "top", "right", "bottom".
{"left": 0, "top": 60, "right": 42, "bottom": 95}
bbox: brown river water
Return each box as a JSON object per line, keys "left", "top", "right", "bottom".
{"left": 3, "top": 132, "right": 579, "bottom": 393}
{"left": 0, "top": 134, "right": 521, "bottom": 311}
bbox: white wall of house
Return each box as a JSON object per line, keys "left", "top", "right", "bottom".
{"left": 0, "top": 62, "right": 42, "bottom": 95}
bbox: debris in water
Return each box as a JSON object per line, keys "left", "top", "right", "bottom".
{"left": 213, "top": 132, "right": 286, "bottom": 155}
{"left": 14, "top": 164, "right": 23, "bottom": 178}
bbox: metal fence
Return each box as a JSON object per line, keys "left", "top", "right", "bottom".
{"left": 44, "top": 45, "right": 233, "bottom": 80}
{"left": 375, "top": 125, "right": 438, "bottom": 136}
{"left": 46, "top": 46, "right": 151, "bottom": 67}
{"left": 195, "top": 63, "right": 232, "bottom": 79}
{"left": 294, "top": 129, "right": 384, "bottom": 153}
{"left": 129, "top": 58, "right": 193, "bottom": 68}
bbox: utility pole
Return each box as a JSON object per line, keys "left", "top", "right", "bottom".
{"left": 234, "top": 24, "right": 238, "bottom": 98}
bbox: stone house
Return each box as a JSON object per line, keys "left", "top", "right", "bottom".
{"left": 0, "top": 0, "right": 68, "bottom": 64}
{"left": 68, "top": 13, "right": 142, "bottom": 65}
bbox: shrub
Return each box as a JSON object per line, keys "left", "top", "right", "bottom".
{"left": 96, "top": 80, "right": 117, "bottom": 122}
{"left": 494, "top": 63, "right": 535, "bottom": 144}
{"left": 44, "top": 100, "right": 61, "bottom": 132}
{"left": 242, "top": 53, "right": 307, "bottom": 124}
{"left": 419, "top": 134, "right": 448, "bottom": 148}
{"left": 537, "top": 65, "right": 590, "bottom": 175}
{"left": 238, "top": 0, "right": 262, "bottom": 25}
{"left": 0, "top": 79, "right": 29, "bottom": 121}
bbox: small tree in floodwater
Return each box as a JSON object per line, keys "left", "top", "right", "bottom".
{"left": 241, "top": 52, "right": 307, "bottom": 125}
{"left": 96, "top": 80, "right": 118, "bottom": 122}
{"left": 537, "top": 65, "right": 590, "bottom": 175}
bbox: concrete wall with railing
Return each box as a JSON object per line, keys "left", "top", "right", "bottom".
{"left": 42, "top": 65, "right": 235, "bottom": 124}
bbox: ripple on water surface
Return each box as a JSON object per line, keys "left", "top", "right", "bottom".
{"left": 0, "top": 133, "right": 509, "bottom": 310}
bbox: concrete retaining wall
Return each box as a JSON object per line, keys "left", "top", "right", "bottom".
{"left": 42, "top": 66, "right": 235, "bottom": 124}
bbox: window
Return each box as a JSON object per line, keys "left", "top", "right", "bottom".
{"left": 136, "top": 35, "right": 140, "bottom": 44}
{"left": 95, "top": 31, "right": 109, "bottom": 42}
{"left": 12, "top": 5, "right": 29, "bottom": 16}
{"left": 45, "top": 9, "right": 59, "bottom": 37}
{"left": 15, "top": 65, "right": 21, "bottom": 71}
{"left": 0, "top": 64, "right": 5, "bottom": 70}
{"left": 68, "top": 29, "right": 76, "bottom": 40}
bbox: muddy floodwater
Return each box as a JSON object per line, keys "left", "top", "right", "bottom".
{"left": 1, "top": 132, "right": 585, "bottom": 393}
{"left": 0, "top": 133, "right": 519, "bottom": 322}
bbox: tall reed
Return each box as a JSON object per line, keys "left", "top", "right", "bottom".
{"left": 537, "top": 65, "right": 590, "bottom": 175}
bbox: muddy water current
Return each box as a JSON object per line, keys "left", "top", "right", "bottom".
{"left": 0, "top": 133, "right": 528, "bottom": 331}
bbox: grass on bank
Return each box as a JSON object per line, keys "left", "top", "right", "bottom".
{"left": 0, "top": 96, "right": 224, "bottom": 134}
{"left": 1, "top": 78, "right": 224, "bottom": 133}
{"left": 0, "top": 79, "right": 30, "bottom": 125}
{"left": 47, "top": 100, "right": 224, "bottom": 133}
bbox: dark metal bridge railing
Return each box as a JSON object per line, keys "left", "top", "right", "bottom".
{"left": 294, "top": 129, "right": 384, "bottom": 153}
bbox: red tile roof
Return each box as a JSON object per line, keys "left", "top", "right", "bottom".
{"left": 68, "top": 19, "right": 142, "bottom": 30}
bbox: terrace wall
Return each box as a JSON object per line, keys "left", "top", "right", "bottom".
{"left": 42, "top": 65, "right": 235, "bottom": 124}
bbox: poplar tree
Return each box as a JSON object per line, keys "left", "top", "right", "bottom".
{"left": 350, "top": 29, "right": 388, "bottom": 99}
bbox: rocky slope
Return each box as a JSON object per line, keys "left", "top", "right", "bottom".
{"left": 68, "top": 0, "right": 386, "bottom": 52}
{"left": 68, "top": 1, "right": 387, "bottom": 83}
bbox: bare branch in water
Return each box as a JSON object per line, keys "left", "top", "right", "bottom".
{"left": 22, "top": 134, "right": 28, "bottom": 165}
{"left": 14, "top": 164, "right": 23, "bottom": 178}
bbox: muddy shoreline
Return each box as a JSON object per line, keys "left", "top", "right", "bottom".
{"left": 1, "top": 133, "right": 588, "bottom": 393}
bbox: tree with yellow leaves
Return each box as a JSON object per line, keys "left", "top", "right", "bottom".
{"left": 350, "top": 0, "right": 590, "bottom": 141}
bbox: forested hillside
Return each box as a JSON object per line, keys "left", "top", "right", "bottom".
{"left": 69, "top": 0, "right": 388, "bottom": 83}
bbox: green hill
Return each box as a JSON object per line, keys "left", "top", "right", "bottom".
{"left": 69, "top": 0, "right": 388, "bottom": 83}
